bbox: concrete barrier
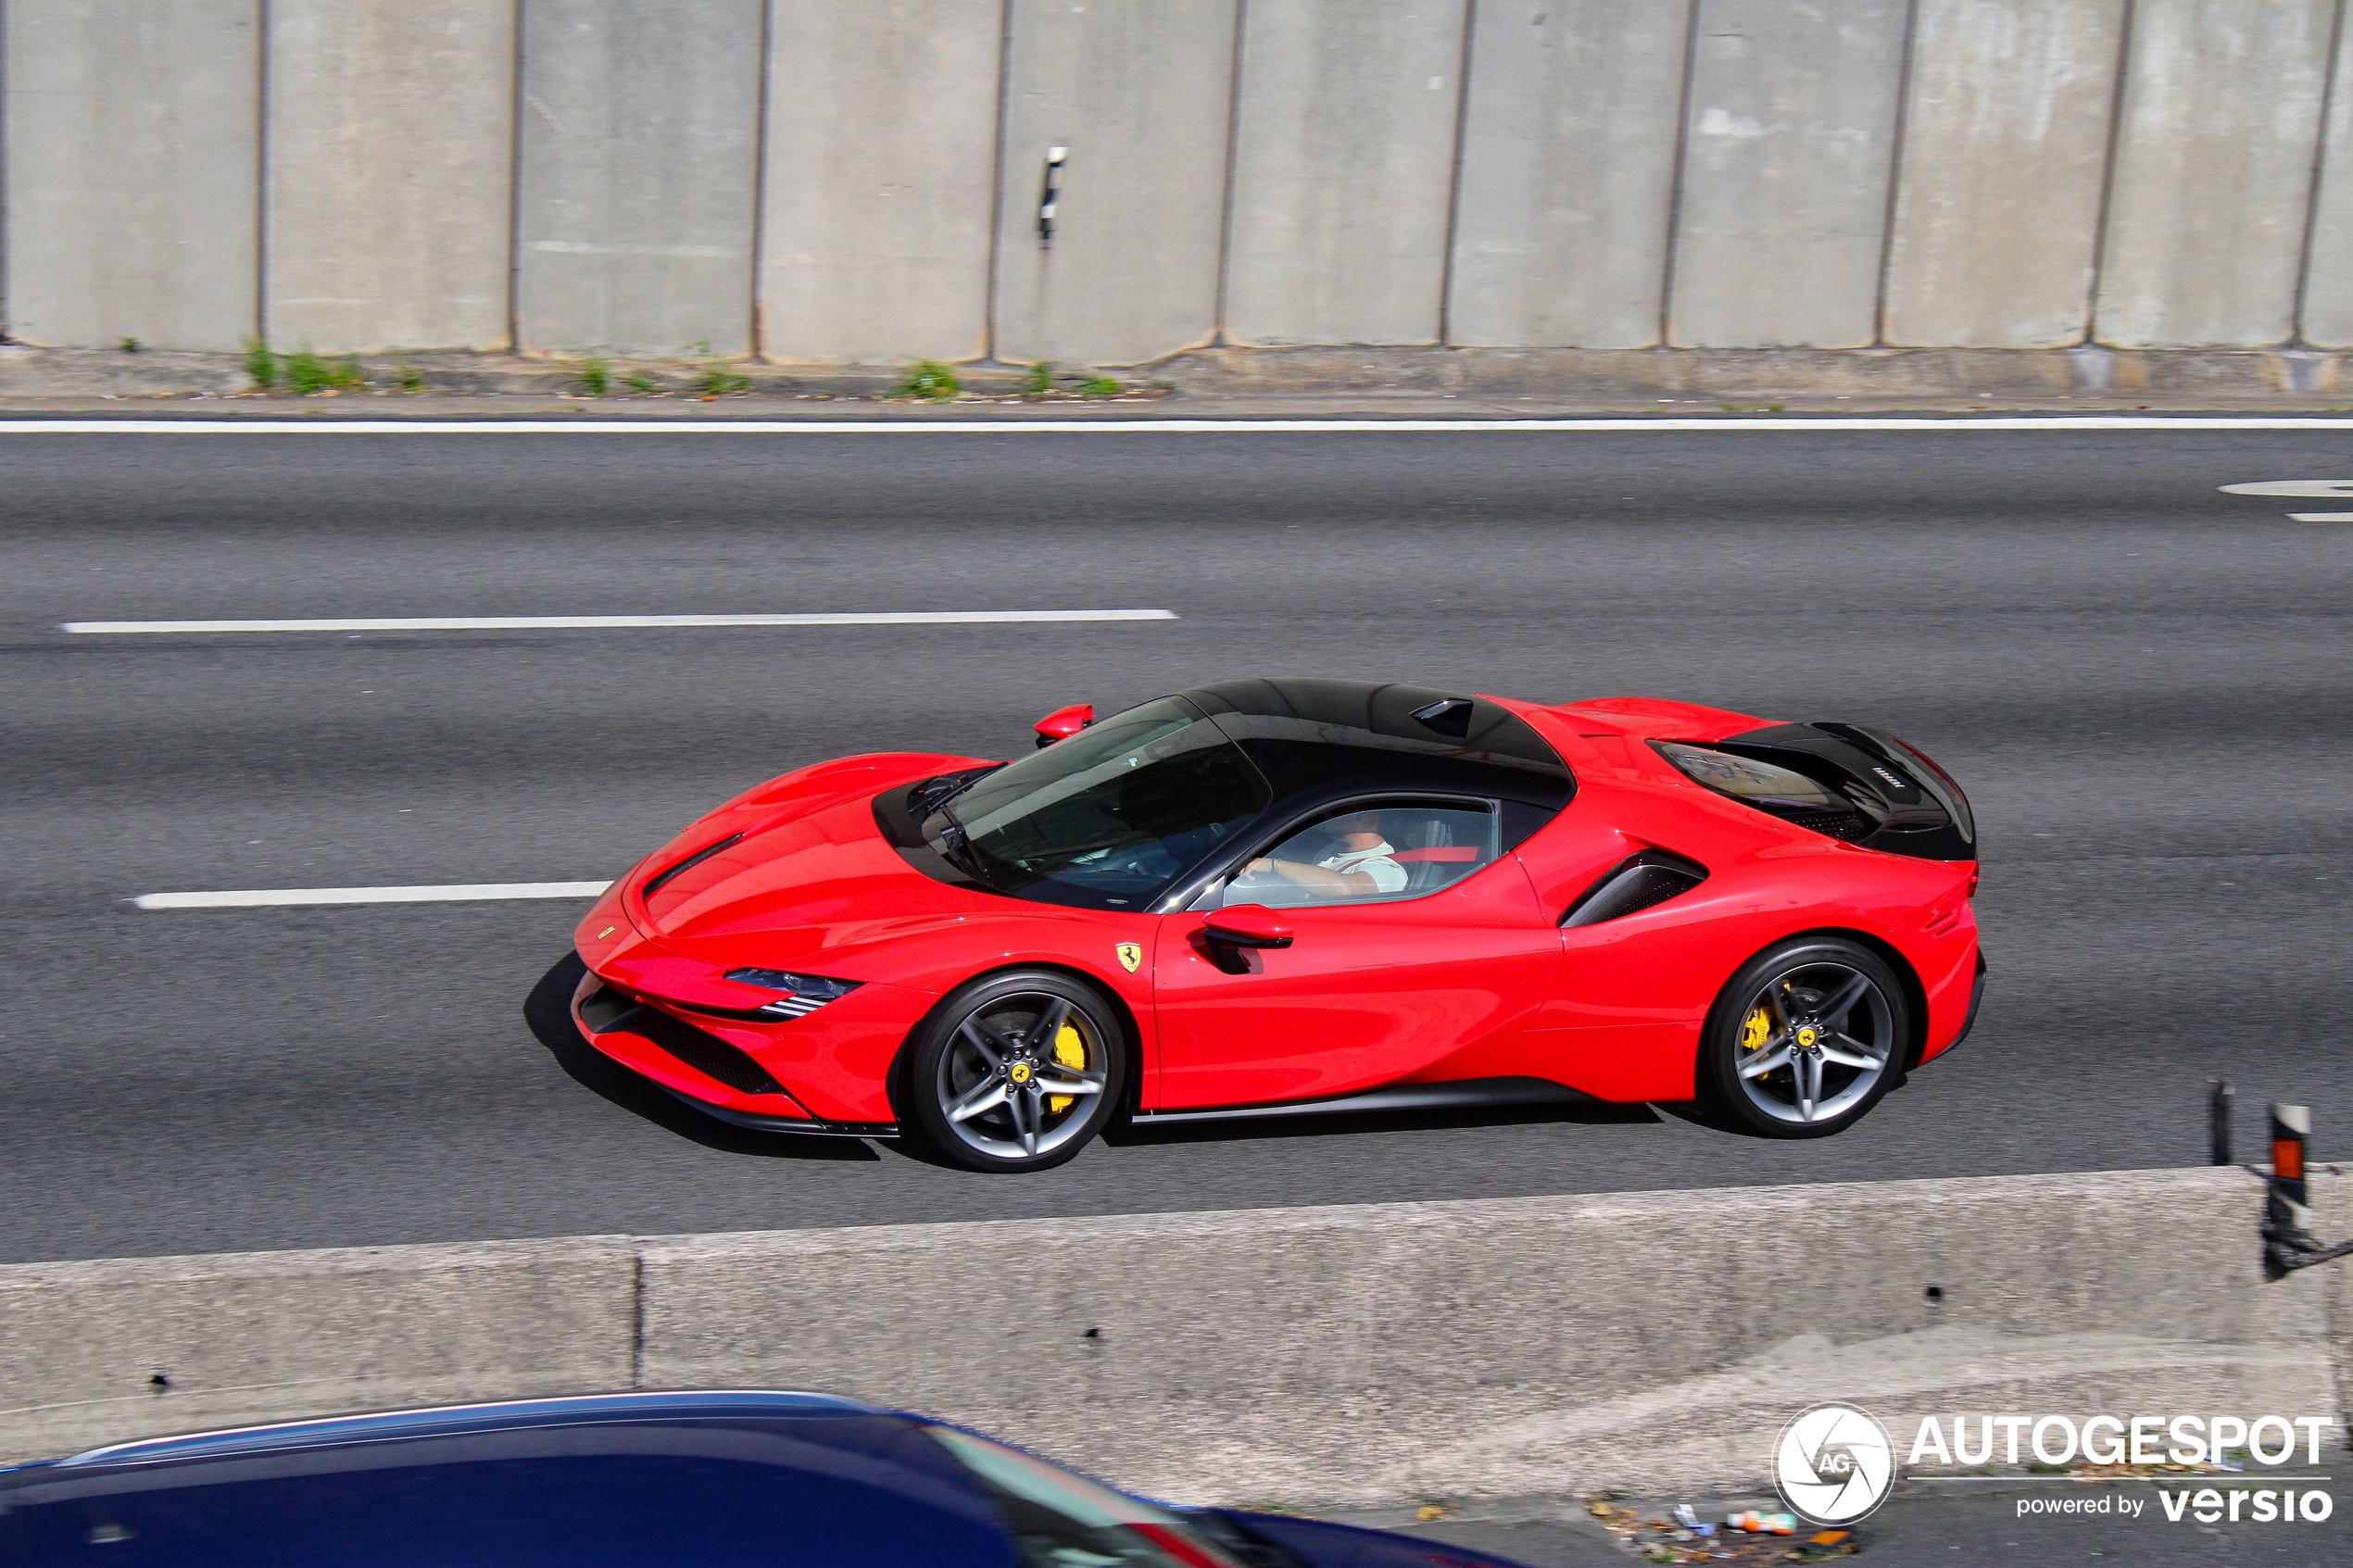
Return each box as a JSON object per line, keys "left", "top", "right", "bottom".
{"left": 1224, "top": 0, "right": 1467, "bottom": 347}
{"left": 515, "top": 0, "right": 763, "bottom": 358}
{"left": 991, "top": 0, "right": 1238, "bottom": 370}
{"left": 1882, "top": 0, "right": 2126, "bottom": 348}
{"left": 758, "top": 0, "right": 1001, "bottom": 365}
{"left": 266, "top": 0, "right": 516, "bottom": 354}
{"left": 2, "top": 1169, "right": 2342, "bottom": 1508}
{"left": 2093, "top": 0, "right": 2335, "bottom": 350}
{"left": 1447, "top": 0, "right": 1688, "bottom": 349}
{"left": 1, "top": 0, "right": 259, "bottom": 352}
{"left": 1667, "top": 0, "right": 1910, "bottom": 349}
{"left": 2296, "top": 10, "right": 2353, "bottom": 349}
{"left": 0, "top": 1236, "right": 635, "bottom": 1462}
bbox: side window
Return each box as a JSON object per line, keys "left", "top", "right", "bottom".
{"left": 1208, "top": 800, "right": 1499, "bottom": 909}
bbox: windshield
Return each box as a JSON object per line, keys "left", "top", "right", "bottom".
{"left": 928, "top": 696, "right": 1270, "bottom": 909}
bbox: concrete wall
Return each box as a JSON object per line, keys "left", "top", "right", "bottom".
{"left": 515, "top": 0, "right": 763, "bottom": 358}
{"left": 8, "top": 0, "right": 2353, "bottom": 362}
{"left": 992, "top": 0, "right": 1237, "bottom": 369}
{"left": 1448, "top": 0, "right": 1690, "bottom": 349}
{"left": 1, "top": 1170, "right": 2344, "bottom": 1507}
{"left": 266, "top": 0, "right": 516, "bottom": 354}
{"left": 1, "top": 0, "right": 259, "bottom": 352}
{"left": 1667, "top": 0, "right": 1911, "bottom": 349}
{"left": 2290, "top": 1, "right": 2353, "bottom": 349}
{"left": 1883, "top": 0, "right": 2126, "bottom": 348}
{"left": 2093, "top": 0, "right": 2338, "bottom": 350}
{"left": 758, "top": 0, "right": 1000, "bottom": 365}
{"left": 1224, "top": 0, "right": 1467, "bottom": 346}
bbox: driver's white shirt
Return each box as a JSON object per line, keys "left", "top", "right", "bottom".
{"left": 1317, "top": 840, "right": 1408, "bottom": 894}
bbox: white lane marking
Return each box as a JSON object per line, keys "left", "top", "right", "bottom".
{"left": 2287, "top": 512, "right": 2353, "bottom": 521}
{"left": 13, "top": 416, "right": 2353, "bottom": 434}
{"left": 133, "top": 881, "right": 612, "bottom": 910}
{"left": 2219, "top": 480, "right": 2353, "bottom": 495}
{"left": 61, "top": 608, "right": 1177, "bottom": 635}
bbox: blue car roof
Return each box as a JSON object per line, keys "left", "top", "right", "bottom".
{"left": 50, "top": 1388, "right": 876, "bottom": 1471}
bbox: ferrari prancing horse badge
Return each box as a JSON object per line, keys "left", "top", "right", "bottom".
{"left": 1115, "top": 942, "right": 1143, "bottom": 973}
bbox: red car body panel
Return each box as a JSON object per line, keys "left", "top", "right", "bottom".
{"left": 1150, "top": 855, "right": 1563, "bottom": 1109}
{"left": 572, "top": 688, "right": 1982, "bottom": 1131}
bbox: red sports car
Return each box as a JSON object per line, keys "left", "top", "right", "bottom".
{"left": 571, "top": 679, "right": 1983, "bottom": 1172}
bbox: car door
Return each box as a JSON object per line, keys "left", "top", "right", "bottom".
{"left": 1146, "top": 797, "right": 1563, "bottom": 1110}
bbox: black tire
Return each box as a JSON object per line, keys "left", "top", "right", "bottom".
{"left": 900, "top": 970, "right": 1128, "bottom": 1173}
{"left": 1696, "top": 937, "right": 1908, "bottom": 1139}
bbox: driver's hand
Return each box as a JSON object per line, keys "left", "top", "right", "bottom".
{"left": 1244, "top": 857, "right": 1274, "bottom": 874}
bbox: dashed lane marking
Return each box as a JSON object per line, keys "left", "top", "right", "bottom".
{"left": 134, "top": 882, "right": 611, "bottom": 910}
{"left": 62, "top": 608, "right": 1177, "bottom": 634}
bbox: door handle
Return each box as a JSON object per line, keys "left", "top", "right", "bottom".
{"left": 1201, "top": 909, "right": 1293, "bottom": 975}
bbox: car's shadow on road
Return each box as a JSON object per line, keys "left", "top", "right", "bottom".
{"left": 523, "top": 953, "right": 879, "bottom": 1162}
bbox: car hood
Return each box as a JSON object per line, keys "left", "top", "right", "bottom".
{"left": 598, "top": 751, "right": 1011, "bottom": 980}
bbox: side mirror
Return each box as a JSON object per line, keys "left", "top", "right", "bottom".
{"left": 1034, "top": 702, "right": 1094, "bottom": 748}
{"left": 1202, "top": 907, "right": 1294, "bottom": 948}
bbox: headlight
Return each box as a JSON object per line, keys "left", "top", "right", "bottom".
{"left": 724, "top": 969, "right": 862, "bottom": 1018}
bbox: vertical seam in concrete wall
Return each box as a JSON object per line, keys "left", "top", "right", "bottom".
{"left": 1436, "top": 0, "right": 1479, "bottom": 348}
{"left": 1655, "top": 0, "right": 1705, "bottom": 348}
{"left": 629, "top": 1248, "right": 645, "bottom": 1388}
{"left": 0, "top": 0, "right": 11, "bottom": 342}
{"left": 1211, "top": 0, "right": 1251, "bottom": 347}
{"left": 749, "top": 0, "right": 776, "bottom": 359}
{"left": 2084, "top": 0, "right": 2138, "bottom": 347}
{"left": 256, "top": 0, "right": 273, "bottom": 346}
{"left": 980, "top": 0, "right": 1015, "bottom": 365}
{"left": 2296, "top": 0, "right": 2352, "bottom": 345}
{"left": 507, "top": 0, "right": 529, "bottom": 355}
{"left": 1872, "top": 0, "right": 1923, "bottom": 348}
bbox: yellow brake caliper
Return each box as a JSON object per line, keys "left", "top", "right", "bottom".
{"left": 1049, "top": 1022, "right": 1087, "bottom": 1114}
{"left": 1740, "top": 1005, "right": 1772, "bottom": 1056}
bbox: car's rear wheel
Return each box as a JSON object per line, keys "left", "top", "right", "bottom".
{"left": 1697, "top": 937, "right": 1907, "bottom": 1138}
{"left": 901, "top": 971, "right": 1126, "bottom": 1173}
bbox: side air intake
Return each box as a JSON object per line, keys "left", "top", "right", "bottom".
{"left": 1560, "top": 850, "right": 1709, "bottom": 928}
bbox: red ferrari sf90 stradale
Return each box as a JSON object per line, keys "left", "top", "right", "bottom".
{"left": 570, "top": 679, "right": 1983, "bottom": 1172}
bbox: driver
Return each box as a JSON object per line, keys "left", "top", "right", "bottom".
{"left": 1239, "top": 810, "right": 1407, "bottom": 898}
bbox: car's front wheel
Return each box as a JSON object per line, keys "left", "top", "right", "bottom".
{"left": 1696, "top": 937, "right": 1908, "bottom": 1138}
{"left": 900, "top": 971, "right": 1126, "bottom": 1173}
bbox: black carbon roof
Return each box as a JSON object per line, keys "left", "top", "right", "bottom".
{"left": 1177, "top": 677, "right": 1572, "bottom": 808}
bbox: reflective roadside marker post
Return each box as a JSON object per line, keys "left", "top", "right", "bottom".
{"left": 2260, "top": 1102, "right": 2353, "bottom": 1280}
{"left": 1039, "top": 147, "right": 1066, "bottom": 250}
{"left": 2209, "top": 1079, "right": 2233, "bottom": 1167}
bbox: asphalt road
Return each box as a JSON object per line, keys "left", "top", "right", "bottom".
{"left": 5, "top": 422, "right": 2347, "bottom": 1263}
{"left": 1375, "top": 1462, "right": 2353, "bottom": 1567}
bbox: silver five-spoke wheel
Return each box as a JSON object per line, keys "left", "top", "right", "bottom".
{"left": 1732, "top": 960, "right": 1895, "bottom": 1125}
{"left": 1702, "top": 938, "right": 1909, "bottom": 1138}
{"left": 905, "top": 972, "right": 1126, "bottom": 1172}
